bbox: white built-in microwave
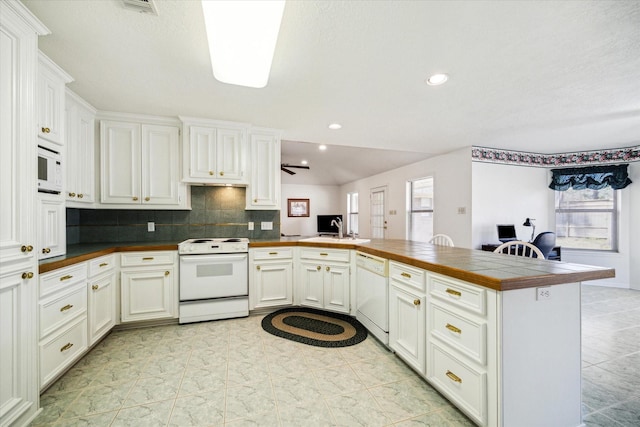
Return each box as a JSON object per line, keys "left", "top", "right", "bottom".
{"left": 37, "top": 145, "right": 62, "bottom": 194}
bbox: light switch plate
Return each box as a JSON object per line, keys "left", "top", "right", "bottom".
{"left": 261, "top": 221, "right": 273, "bottom": 230}
{"left": 147, "top": 222, "right": 155, "bottom": 232}
{"left": 248, "top": 222, "right": 254, "bottom": 231}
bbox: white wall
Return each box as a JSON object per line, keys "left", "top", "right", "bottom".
{"left": 280, "top": 184, "right": 341, "bottom": 236}
{"left": 630, "top": 162, "right": 640, "bottom": 290}
{"left": 471, "top": 162, "right": 552, "bottom": 249}
{"left": 340, "top": 147, "right": 473, "bottom": 247}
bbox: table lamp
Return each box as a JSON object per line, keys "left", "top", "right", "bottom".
{"left": 523, "top": 218, "right": 535, "bottom": 242}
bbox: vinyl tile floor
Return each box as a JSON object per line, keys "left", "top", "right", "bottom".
{"left": 32, "top": 284, "right": 639, "bottom": 427}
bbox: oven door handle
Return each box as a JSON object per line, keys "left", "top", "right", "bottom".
{"left": 179, "top": 254, "right": 248, "bottom": 264}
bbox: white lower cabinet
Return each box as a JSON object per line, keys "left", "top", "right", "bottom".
{"left": 38, "top": 264, "right": 89, "bottom": 390}
{"left": 37, "top": 194, "right": 66, "bottom": 260}
{"left": 388, "top": 261, "right": 426, "bottom": 375}
{"left": 87, "top": 254, "right": 116, "bottom": 345}
{"left": 250, "top": 248, "right": 293, "bottom": 309}
{"left": 120, "top": 251, "right": 178, "bottom": 323}
{"left": 298, "top": 248, "right": 350, "bottom": 314}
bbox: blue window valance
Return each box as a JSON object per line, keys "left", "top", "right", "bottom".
{"left": 549, "top": 164, "right": 632, "bottom": 191}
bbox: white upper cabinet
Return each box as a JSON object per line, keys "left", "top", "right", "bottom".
{"left": 37, "top": 51, "right": 72, "bottom": 145}
{"left": 246, "top": 128, "right": 281, "bottom": 210}
{"left": 65, "top": 89, "right": 96, "bottom": 205}
{"left": 100, "top": 118, "right": 183, "bottom": 207}
{"left": 180, "top": 117, "right": 247, "bottom": 184}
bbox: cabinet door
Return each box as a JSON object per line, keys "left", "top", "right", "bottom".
{"left": 323, "top": 263, "right": 350, "bottom": 314}
{"left": 38, "top": 196, "right": 66, "bottom": 260}
{"left": 37, "top": 54, "right": 69, "bottom": 145}
{"left": 253, "top": 261, "right": 293, "bottom": 309}
{"left": 88, "top": 272, "right": 116, "bottom": 346}
{"left": 389, "top": 283, "right": 425, "bottom": 374}
{"left": 186, "top": 126, "right": 217, "bottom": 180}
{"left": 299, "top": 261, "right": 324, "bottom": 309}
{"left": 66, "top": 92, "right": 95, "bottom": 204}
{"left": 246, "top": 131, "right": 280, "bottom": 209}
{"left": 141, "top": 124, "right": 180, "bottom": 205}
{"left": 100, "top": 121, "right": 141, "bottom": 204}
{"left": 121, "top": 267, "right": 175, "bottom": 322}
{"left": 216, "top": 127, "right": 245, "bottom": 181}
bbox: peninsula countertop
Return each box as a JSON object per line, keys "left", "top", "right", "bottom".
{"left": 39, "top": 238, "right": 614, "bottom": 291}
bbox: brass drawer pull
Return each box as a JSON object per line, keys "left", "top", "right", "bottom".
{"left": 219, "top": 171, "right": 224, "bottom": 176}
{"left": 142, "top": 257, "right": 154, "bottom": 261}
{"left": 445, "top": 288, "right": 462, "bottom": 297}
{"left": 319, "top": 253, "right": 328, "bottom": 256}
{"left": 22, "top": 272, "right": 34, "bottom": 279}
{"left": 60, "top": 342, "right": 74, "bottom": 352}
{"left": 69, "top": 192, "right": 76, "bottom": 197}
{"left": 268, "top": 252, "right": 278, "bottom": 255}
{"left": 401, "top": 272, "right": 412, "bottom": 279}
{"left": 42, "top": 127, "right": 51, "bottom": 133}
{"left": 326, "top": 266, "right": 330, "bottom": 272}
{"left": 59, "top": 275, "right": 73, "bottom": 281}
{"left": 209, "top": 171, "right": 214, "bottom": 175}
{"left": 21, "top": 245, "right": 34, "bottom": 252}
{"left": 446, "top": 323, "right": 462, "bottom": 334}
{"left": 60, "top": 304, "right": 73, "bottom": 312}
{"left": 99, "top": 262, "right": 108, "bottom": 267}
{"left": 92, "top": 285, "right": 99, "bottom": 291}
{"left": 165, "top": 271, "right": 170, "bottom": 276}
{"left": 78, "top": 193, "right": 84, "bottom": 198}
{"left": 316, "top": 265, "right": 321, "bottom": 271}
{"left": 413, "top": 299, "right": 421, "bottom": 306}
{"left": 256, "top": 265, "right": 261, "bottom": 270}
{"left": 144, "top": 197, "right": 150, "bottom": 202}
{"left": 133, "top": 196, "right": 139, "bottom": 201}
{"left": 42, "top": 248, "right": 51, "bottom": 254}
{"left": 446, "top": 370, "right": 462, "bottom": 384}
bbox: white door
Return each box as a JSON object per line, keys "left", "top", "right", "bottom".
{"left": 65, "top": 96, "right": 95, "bottom": 204}
{"left": 142, "top": 124, "right": 180, "bottom": 205}
{"left": 323, "top": 263, "right": 350, "bottom": 313}
{"left": 100, "top": 120, "right": 141, "bottom": 204}
{"left": 299, "top": 261, "right": 324, "bottom": 308}
{"left": 389, "top": 283, "right": 425, "bottom": 374}
{"left": 187, "top": 126, "right": 217, "bottom": 180}
{"left": 121, "top": 268, "right": 175, "bottom": 322}
{"left": 216, "top": 127, "right": 245, "bottom": 181}
{"left": 370, "top": 186, "right": 387, "bottom": 239}
{"left": 38, "top": 196, "right": 66, "bottom": 259}
{"left": 88, "top": 273, "right": 116, "bottom": 346}
{"left": 254, "top": 261, "right": 293, "bottom": 308}
{"left": 247, "top": 131, "right": 280, "bottom": 209}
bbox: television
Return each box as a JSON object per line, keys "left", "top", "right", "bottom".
{"left": 497, "top": 224, "right": 517, "bottom": 243}
{"left": 317, "top": 215, "right": 343, "bottom": 235}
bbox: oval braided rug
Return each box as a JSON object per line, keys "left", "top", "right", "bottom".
{"left": 261, "top": 307, "right": 367, "bottom": 347}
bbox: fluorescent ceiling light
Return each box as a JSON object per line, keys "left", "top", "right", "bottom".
{"left": 201, "top": 0, "right": 285, "bottom": 88}
{"left": 328, "top": 123, "right": 342, "bottom": 130}
{"left": 426, "top": 73, "right": 448, "bottom": 86}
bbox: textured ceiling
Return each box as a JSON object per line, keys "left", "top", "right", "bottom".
{"left": 23, "top": 0, "right": 640, "bottom": 184}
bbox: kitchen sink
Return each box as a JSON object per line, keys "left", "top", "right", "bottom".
{"left": 299, "top": 237, "right": 371, "bottom": 244}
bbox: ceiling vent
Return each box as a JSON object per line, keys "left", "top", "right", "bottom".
{"left": 122, "top": 0, "right": 158, "bottom": 15}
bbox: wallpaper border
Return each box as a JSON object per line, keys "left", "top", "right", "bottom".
{"left": 471, "top": 145, "right": 640, "bottom": 167}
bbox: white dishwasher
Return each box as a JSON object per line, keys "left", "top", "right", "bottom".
{"left": 355, "top": 251, "right": 389, "bottom": 345}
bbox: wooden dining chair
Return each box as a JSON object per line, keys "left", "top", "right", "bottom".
{"left": 493, "top": 240, "right": 544, "bottom": 259}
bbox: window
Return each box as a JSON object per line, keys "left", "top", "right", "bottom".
{"left": 408, "top": 177, "right": 433, "bottom": 242}
{"left": 555, "top": 187, "right": 618, "bottom": 251}
{"left": 347, "top": 192, "right": 359, "bottom": 235}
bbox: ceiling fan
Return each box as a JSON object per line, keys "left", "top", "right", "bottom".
{"left": 281, "top": 163, "right": 310, "bottom": 175}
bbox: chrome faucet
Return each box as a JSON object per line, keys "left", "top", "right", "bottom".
{"left": 330, "top": 217, "right": 343, "bottom": 239}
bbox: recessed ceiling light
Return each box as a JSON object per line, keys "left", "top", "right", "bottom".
{"left": 319, "top": 145, "right": 327, "bottom": 151}
{"left": 301, "top": 160, "right": 308, "bottom": 165}
{"left": 426, "top": 73, "right": 448, "bottom": 86}
{"left": 328, "top": 123, "right": 342, "bottom": 130}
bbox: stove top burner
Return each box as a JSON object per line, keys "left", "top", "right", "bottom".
{"left": 178, "top": 238, "right": 250, "bottom": 254}
{"left": 223, "top": 238, "right": 242, "bottom": 242}
{"left": 191, "top": 239, "right": 214, "bottom": 243}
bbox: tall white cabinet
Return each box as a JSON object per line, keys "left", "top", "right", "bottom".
{"left": 246, "top": 128, "right": 281, "bottom": 210}
{"left": 0, "top": 2, "right": 48, "bottom": 426}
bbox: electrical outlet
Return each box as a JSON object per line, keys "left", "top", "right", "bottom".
{"left": 457, "top": 207, "right": 466, "bottom": 214}
{"left": 147, "top": 222, "right": 155, "bottom": 232}
{"left": 248, "top": 222, "right": 254, "bottom": 231}
{"left": 536, "top": 287, "right": 551, "bottom": 300}
{"left": 261, "top": 221, "right": 273, "bottom": 230}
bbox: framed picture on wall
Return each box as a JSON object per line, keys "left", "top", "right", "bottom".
{"left": 288, "top": 198, "right": 310, "bottom": 217}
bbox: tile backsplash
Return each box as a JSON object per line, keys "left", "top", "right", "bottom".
{"left": 67, "top": 187, "right": 280, "bottom": 244}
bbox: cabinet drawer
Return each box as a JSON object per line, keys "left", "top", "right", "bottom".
{"left": 253, "top": 248, "right": 293, "bottom": 260}
{"left": 428, "top": 342, "right": 486, "bottom": 425}
{"left": 88, "top": 254, "right": 116, "bottom": 277}
{"left": 429, "top": 273, "right": 486, "bottom": 316}
{"left": 40, "top": 263, "right": 87, "bottom": 298}
{"left": 430, "top": 302, "right": 486, "bottom": 365}
{"left": 40, "top": 315, "right": 88, "bottom": 389}
{"left": 300, "top": 248, "right": 350, "bottom": 263}
{"left": 120, "top": 251, "right": 175, "bottom": 267}
{"left": 39, "top": 283, "right": 87, "bottom": 339}
{"left": 389, "top": 261, "right": 425, "bottom": 293}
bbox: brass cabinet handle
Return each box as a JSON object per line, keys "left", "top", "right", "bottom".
{"left": 268, "top": 252, "right": 278, "bottom": 255}
{"left": 59, "top": 275, "right": 73, "bottom": 281}
{"left": 219, "top": 171, "right": 224, "bottom": 176}
{"left": 256, "top": 265, "right": 261, "bottom": 270}
{"left": 413, "top": 299, "right": 421, "bottom": 306}
{"left": 209, "top": 171, "right": 214, "bottom": 175}
{"left": 446, "top": 370, "right": 462, "bottom": 384}
{"left": 21, "top": 272, "right": 34, "bottom": 279}
{"left": 60, "top": 304, "right": 73, "bottom": 312}
{"left": 144, "top": 197, "right": 150, "bottom": 202}
{"left": 99, "top": 263, "right": 108, "bottom": 267}
{"left": 165, "top": 271, "right": 170, "bottom": 276}
{"left": 445, "top": 288, "right": 462, "bottom": 297}
{"left": 446, "top": 323, "right": 462, "bottom": 334}
{"left": 78, "top": 194, "right": 83, "bottom": 199}
{"left": 69, "top": 192, "right": 76, "bottom": 197}
{"left": 401, "top": 272, "right": 412, "bottom": 279}
{"left": 21, "top": 245, "right": 34, "bottom": 252}
{"left": 42, "top": 248, "right": 51, "bottom": 254}
{"left": 142, "top": 257, "right": 154, "bottom": 261}
{"left": 254, "top": 199, "right": 257, "bottom": 203}
{"left": 316, "top": 265, "right": 321, "bottom": 271}
{"left": 133, "top": 196, "right": 139, "bottom": 201}
{"left": 319, "top": 253, "right": 328, "bottom": 256}
{"left": 60, "top": 342, "right": 73, "bottom": 352}
{"left": 92, "top": 284, "right": 99, "bottom": 291}
{"left": 326, "top": 266, "right": 330, "bottom": 272}
{"left": 42, "top": 127, "right": 51, "bottom": 133}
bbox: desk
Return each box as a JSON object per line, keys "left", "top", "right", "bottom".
{"left": 481, "top": 243, "right": 562, "bottom": 261}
